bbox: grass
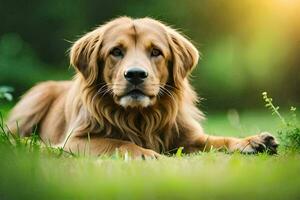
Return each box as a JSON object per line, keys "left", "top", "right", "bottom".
{"left": 0, "top": 105, "right": 300, "bottom": 200}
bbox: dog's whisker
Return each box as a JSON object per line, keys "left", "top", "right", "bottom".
{"left": 93, "top": 82, "right": 178, "bottom": 103}
{"left": 159, "top": 86, "right": 177, "bottom": 103}
{"left": 90, "top": 83, "right": 115, "bottom": 104}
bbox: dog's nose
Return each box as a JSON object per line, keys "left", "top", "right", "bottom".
{"left": 124, "top": 67, "right": 148, "bottom": 85}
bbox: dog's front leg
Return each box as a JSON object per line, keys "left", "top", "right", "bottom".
{"left": 185, "top": 132, "right": 279, "bottom": 154}
{"left": 62, "top": 136, "right": 160, "bottom": 159}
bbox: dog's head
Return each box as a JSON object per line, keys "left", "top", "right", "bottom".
{"left": 70, "top": 17, "right": 199, "bottom": 108}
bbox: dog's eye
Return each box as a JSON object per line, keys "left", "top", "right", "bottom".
{"left": 110, "top": 47, "right": 123, "bottom": 57}
{"left": 151, "top": 48, "right": 162, "bottom": 57}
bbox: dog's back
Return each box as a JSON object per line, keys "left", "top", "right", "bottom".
{"left": 7, "top": 81, "right": 71, "bottom": 140}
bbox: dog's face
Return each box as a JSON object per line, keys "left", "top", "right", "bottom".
{"left": 101, "top": 20, "right": 171, "bottom": 107}
{"left": 70, "top": 17, "right": 199, "bottom": 108}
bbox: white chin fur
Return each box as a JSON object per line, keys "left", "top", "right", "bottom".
{"left": 120, "top": 95, "right": 151, "bottom": 108}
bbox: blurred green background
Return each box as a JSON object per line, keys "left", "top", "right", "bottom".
{"left": 0, "top": 0, "right": 299, "bottom": 111}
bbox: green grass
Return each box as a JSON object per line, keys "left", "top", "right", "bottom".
{"left": 0, "top": 106, "right": 300, "bottom": 200}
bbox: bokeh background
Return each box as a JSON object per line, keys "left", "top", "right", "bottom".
{"left": 0, "top": 0, "right": 299, "bottom": 112}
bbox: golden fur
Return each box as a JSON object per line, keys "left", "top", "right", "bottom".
{"left": 7, "top": 17, "right": 278, "bottom": 158}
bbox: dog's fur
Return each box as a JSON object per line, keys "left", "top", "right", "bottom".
{"left": 7, "top": 17, "right": 278, "bottom": 158}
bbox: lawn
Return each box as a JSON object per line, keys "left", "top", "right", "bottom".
{"left": 0, "top": 105, "right": 299, "bottom": 200}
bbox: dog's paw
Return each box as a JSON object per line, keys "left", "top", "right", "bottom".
{"left": 118, "top": 143, "right": 161, "bottom": 159}
{"left": 239, "top": 132, "right": 279, "bottom": 154}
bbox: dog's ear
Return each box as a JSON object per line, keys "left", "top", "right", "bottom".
{"left": 70, "top": 27, "right": 105, "bottom": 81}
{"left": 166, "top": 27, "right": 199, "bottom": 87}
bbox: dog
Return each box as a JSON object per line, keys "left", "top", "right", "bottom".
{"left": 7, "top": 17, "right": 278, "bottom": 158}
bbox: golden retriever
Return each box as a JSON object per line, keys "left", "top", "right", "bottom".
{"left": 7, "top": 17, "right": 278, "bottom": 158}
